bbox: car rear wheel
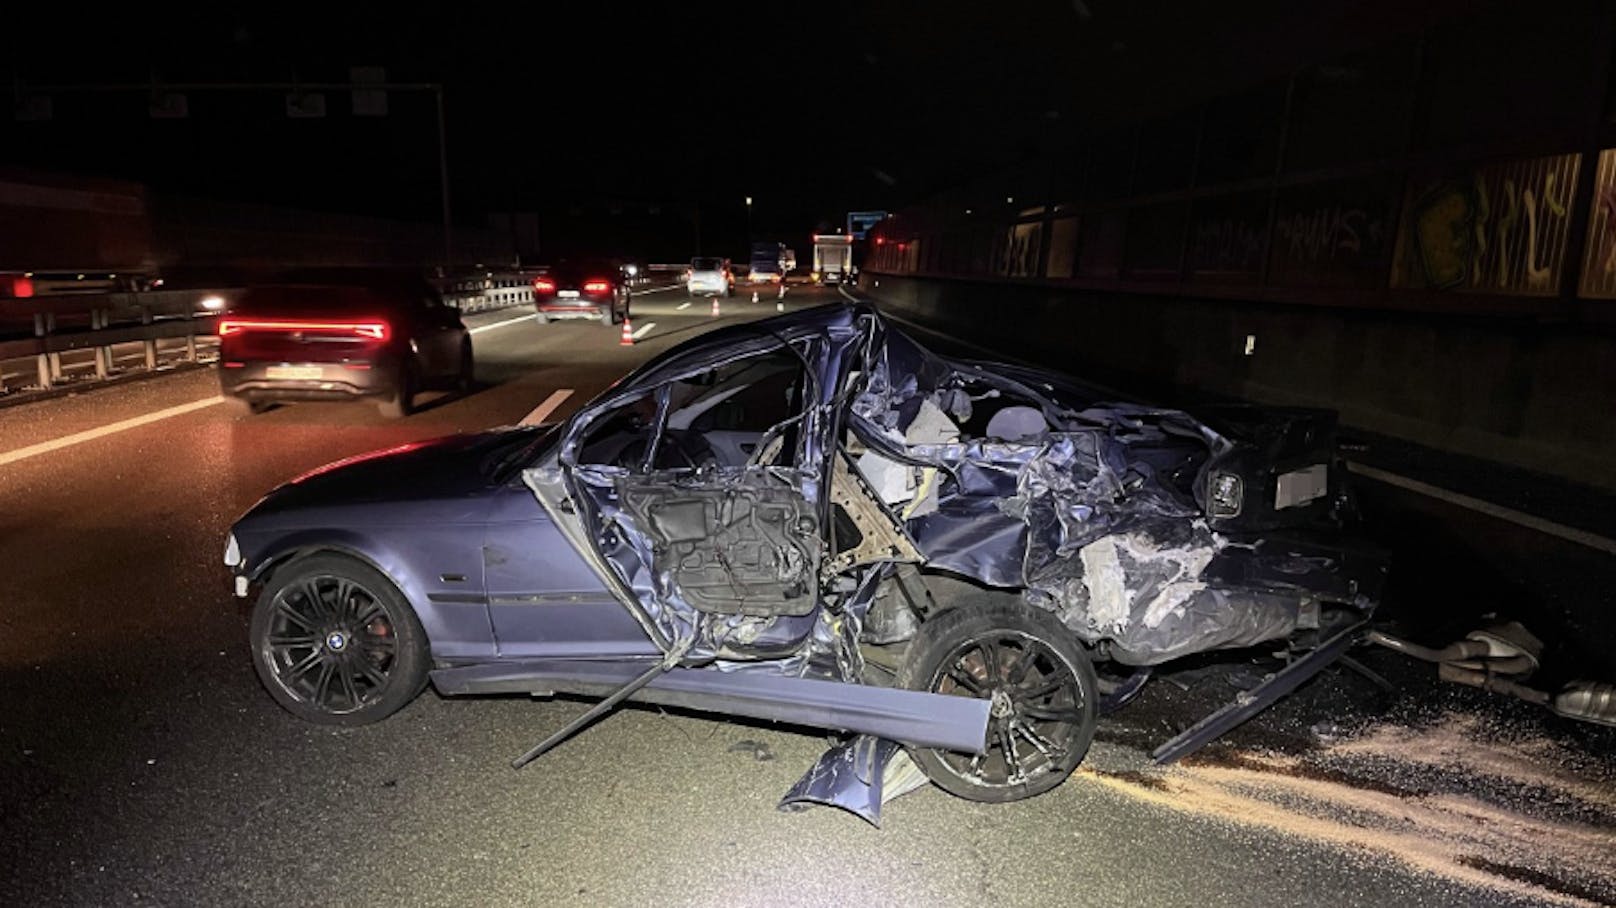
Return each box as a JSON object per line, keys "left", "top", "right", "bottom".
{"left": 378, "top": 360, "right": 416, "bottom": 418}
{"left": 535, "top": 310, "right": 552, "bottom": 325}
{"left": 897, "top": 600, "right": 1097, "bottom": 803}
{"left": 455, "top": 340, "right": 475, "bottom": 392}
{"left": 601, "top": 305, "right": 615, "bottom": 325}
{"left": 249, "top": 553, "right": 430, "bottom": 726}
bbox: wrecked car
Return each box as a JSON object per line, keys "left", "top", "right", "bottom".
{"left": 226, "top": 302, "right": 1385, "bottom": 814}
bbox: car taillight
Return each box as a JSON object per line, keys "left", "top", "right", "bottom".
{"left": 533, "top": 278, "right": 556, "bottom": 294}
{"left": 582, "top": 279, "right": 611, "bottom": 293}
{"left": 217, "top": 318, "right": 390, "bottom": 341}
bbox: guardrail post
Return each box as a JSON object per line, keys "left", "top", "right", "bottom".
{"left": 141, "top": 306, "right": 158, "bottom": 370}
{"left": 34, "top": 313, "right": 53, "bottom": 390}
{"left": 93, "top": 310, "right": 111, "bottom": 379}
{"left": 184, "top": 307, "right": 198, "bottom": 362}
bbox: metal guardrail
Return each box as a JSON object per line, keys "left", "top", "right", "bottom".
{"left": 442, "top": 273, "right": 538, "bottom": 313}
{"left": 0, "top": 289, "right": 224, "bottom": 393}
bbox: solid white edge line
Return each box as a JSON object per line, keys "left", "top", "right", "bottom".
{"left": 0, "top": 396, "right": 225, "bottom": 467}
{"left": 468, "top": 313, "right": 536, "bottom": 335}
{"left": 1345, "top": 462, "right": 1616, "bottom": 556}
{"left": 632, "top": 322, "right": 656, "bottom": 339}
{"left": 519, "top": 388, "right": 574, "bottom": 427}
{"left": 635, "top": 284, "right": 686, "bottom": 295}
{"left": 676, "top": 301, "right": 692, "bottom": 310}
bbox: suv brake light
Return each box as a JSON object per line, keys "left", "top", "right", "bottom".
{"left": 582, "top": 279, "right": 611, "bottom": 293}
{"left": 532, "top": 277, "right": 556, "bottom": 294}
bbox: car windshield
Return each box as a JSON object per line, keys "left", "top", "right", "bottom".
{"left": 233, "top": 285, "right": 404, "bottom": 316}
{"left": 550, "top": 260, "right": 618, "bottom": 281}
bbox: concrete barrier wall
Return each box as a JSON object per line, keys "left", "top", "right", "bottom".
{"left": 863, "top": 272, "right": 1616, "bottom": 493}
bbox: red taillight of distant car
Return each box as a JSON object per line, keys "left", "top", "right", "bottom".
{"left": 582, "top": 279, "right": 611, "bottom": 294}
{"left": 532, "top": 277, "right": 556, "bottom": 294}
{"left": 217, "top": 318, "right": 390, "bottom": 341}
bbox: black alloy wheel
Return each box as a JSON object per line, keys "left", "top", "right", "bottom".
{"left": 249, "top": 554, "right": 429, "bottom": 726}
{"left": 897, "top": 601, "right": 1098, "bottom": 802}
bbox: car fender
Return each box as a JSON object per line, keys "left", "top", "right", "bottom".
{"left": 242, "top": 527, "right": 491, "bottom": 661}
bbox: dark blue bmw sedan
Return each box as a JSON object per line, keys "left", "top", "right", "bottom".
{"left": 226, "top": 302, "right": 1384, "bottom": 807}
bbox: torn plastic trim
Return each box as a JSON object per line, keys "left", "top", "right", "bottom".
{"left": 429, "top": 658, "right": 992, "bottom": 754}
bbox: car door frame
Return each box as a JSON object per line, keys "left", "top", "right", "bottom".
{"left": 524, "top": 319, "right": 862, "bottom": 653}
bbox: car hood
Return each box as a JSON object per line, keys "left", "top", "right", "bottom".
{"left": 249, "top": 428, "right": 533, "bottom": 516}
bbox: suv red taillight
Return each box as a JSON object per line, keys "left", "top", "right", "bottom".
{"left": 217, "top": 318, "right": 390, "bottom": 341}
{"left": 582, "top": 279, "right": 611, "bottom": 294}
{"left": 532, "top": 277, "right": 556, "bottom": 294}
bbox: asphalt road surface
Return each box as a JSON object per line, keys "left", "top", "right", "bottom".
{"left": 2, "top": 281, "right": 1613, "bottom": 907}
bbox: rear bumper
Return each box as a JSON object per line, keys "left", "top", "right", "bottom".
{"left": 536, "top": 298, "right": 613, "bottom": 318}
{"left": 220, "top": 360, "right": 397, "bottom": 401}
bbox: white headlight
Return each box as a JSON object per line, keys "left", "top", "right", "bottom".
{"left": 1208, "top": 472, "right": 1244, "bottom": 518}
{"left": 200, "top": 295, "right": 226, "bottom": 311}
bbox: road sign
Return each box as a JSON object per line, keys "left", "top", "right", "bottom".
{"left": 846, "top": 210, "right": 888, "bottom": 240}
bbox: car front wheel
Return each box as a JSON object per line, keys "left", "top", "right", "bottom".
{"left": 248, "top": 553, "right": 430, "bottom": 726}
{"left": 897, "top": 600, "right": 1098, "bottom": 803}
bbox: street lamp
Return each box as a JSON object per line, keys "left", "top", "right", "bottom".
{"left": 745, "top": 196, "right": 753, "bottom": 250}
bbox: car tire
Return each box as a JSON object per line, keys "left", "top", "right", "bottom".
{"left": 248, "top": 553, "right": 430, "bottom": 727}
{"left": 601, "top": 305, "right": 616, "bottom": 326}
{"left": 896, "top": 598, "right": 1098, "bottom": 803}
{"left": 535, "top": 311, "right": 552, "bottom": 325}
{"left": 455, "top": 339, "right": 475, "bottom": 392}
{"left": 378, "top": 360, "right": 417, "bottom": 419}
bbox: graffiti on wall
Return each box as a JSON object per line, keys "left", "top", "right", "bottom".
{"left": 1269, "top": 176, "right": 1396, "bottom": 289}
{"left": 1188, "top": 192, "right": 1269, "bottom": 280}
{"left": 1392, "top": 153, "right": 1580, "bottom": 295}
{"left": 1004, "top": 221, "right": 1042, "bottom": 278}
{"left": 1579, "top": 148, "right": 1616, "bottom": 298}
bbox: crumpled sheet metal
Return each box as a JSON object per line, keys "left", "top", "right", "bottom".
{"left": 848, "top": 333, "right": 1311, "bottom": 665}
{"left": 778, "top": 735, "right": 930, "bottom": 826}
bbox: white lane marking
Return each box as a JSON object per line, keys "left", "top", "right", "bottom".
{"left": 632, "top": 322, "right": 656, "bottom": 339}
{"left": 634, "top": 284, "right": 686, "bottom": 295}
{"left": 1345, "top": 462, "right": 1616, "bottom": 556}
{"left": 0, "top": 396, "right": 225, "bottom": 467}
{"left": 519, "top": 388, "right": 575, "bottom": 427}
{"left": 469, "top": 313, "right": 536, "bottom": 335}
{"left": 676, "top": 301, "right": 692, "bottom": 311}
{"left": 837, "top": 284, "right": 860, "bottom": 304}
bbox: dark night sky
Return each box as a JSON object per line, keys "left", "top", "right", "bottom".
{"left": 4, "top": 0, "right": 1478, "bottom": 254}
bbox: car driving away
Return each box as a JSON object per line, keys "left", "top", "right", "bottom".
{"left": 531, "top": 259, "right": 631, "bottom": 325}
{"left": 225, "top": 302, "right": 1383, "bottom": 822}
{"left": 685, "top": 255, "right": 733, "bottom": 297}
{"left": 218, "top": 268, "right": 473, "bottom": 418}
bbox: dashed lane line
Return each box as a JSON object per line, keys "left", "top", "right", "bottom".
{"left": 519, "top": 388, "right": 575, "bottom": 427}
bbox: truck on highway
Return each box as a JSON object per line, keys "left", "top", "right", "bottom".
{"left": 811, "top": 234, "right": 853, "bottom": 285}
{"left": 0, "top": 168, "right": 158, "bottom": 301}
{"left": 747, "top": 241, "right": 786, "bottom": 284}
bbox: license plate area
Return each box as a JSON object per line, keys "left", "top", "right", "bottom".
{"left": 558, "top": 290, "right": 581, "bottom": 299}
{"left": 266, "top": 365, "right": 325, "bottom": 380}
{"left": 1275, "top": 464, "right": 1328, "bottom": 509}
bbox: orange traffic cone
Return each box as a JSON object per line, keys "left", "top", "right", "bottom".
{"left": 619, "top": 317, "right": 634, "bottom": 346}
{"left": 711, "top": 297, "right": 721, "bottom": 318}
{"left": 751, "top": 291, "right": 759, "bottom": 303}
